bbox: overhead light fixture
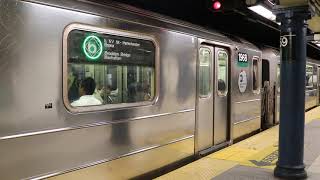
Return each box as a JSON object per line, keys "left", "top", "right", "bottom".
{"left": 314, "top": 34, "right": 320, "bottom": 47}
{"left": 248, "top": 4, "right": 276, "bottom": 21}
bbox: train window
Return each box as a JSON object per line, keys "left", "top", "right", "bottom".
{"left": 277, "top": 64, "right": 280, "bottom": 93}
{"left": 306, "top": 65, "right": 313, "bottom": 89}
{"left": 313, "top": 74, "right": 318, "bottom": 87}
{"left": 217, "top": 50, "right": 228, "bottom": 96}
{"left": 199, "top": 47, "right": 212, "bottom": 97}
{"left": 64, "top": 27, "right": 156, "bottom": 111}
{"left": 252, "top": 57, "right": 260, "bottom": 93}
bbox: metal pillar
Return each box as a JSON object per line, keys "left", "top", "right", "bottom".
{"left": 274, "top": 6, "right": 311, "bottom": 179}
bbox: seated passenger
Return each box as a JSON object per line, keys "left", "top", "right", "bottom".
{"left": 71, "top": 77, "right": 102, "bottom": 107}
{"left": 218, "top": 79, "right": 226, "bottom": 91}
{"left": 93, "top": 84, "right": 104, "bottom": 103}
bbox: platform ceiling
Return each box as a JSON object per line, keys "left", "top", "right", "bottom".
{"left": 309, "top": 17, "right": 320, "bottom": 32}
{"left": 89, "top": 0, "right": 320, "bottom": 59}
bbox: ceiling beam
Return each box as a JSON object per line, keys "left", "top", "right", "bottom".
{"left": 278, "top": 0, "right": 308, "bottom": 7}
{"left": 308, "top": 16, "right": 320, "bottom": 32}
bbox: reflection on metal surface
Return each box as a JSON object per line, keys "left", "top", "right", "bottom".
{"left": 234, "top": 116, "right": 261, "bottom": 125}
{"left": 46, "top": 137, "right": 194, "bottom": 180}
{"left": 1, "top": 0, "right": 318, "bottom": 179}
{"left": 196, "top": 43, "right": 214, "bottom": 152}
{"left": 235, "top": 99, "right": 261, "bottom": 104}
{"left": 0, "top": 108, "right": 194, "bottom": 140}
{"left": 230, "top": 46, "right": 262, "bottom": 139}
{"left": 214, "top": 47, "right": 229, "bottom": 144}
{"left": 0, "top": 1, "right": 197, "bottom": 179}
{"left": 233, "top": 117, "right": 261, "bottom": 139}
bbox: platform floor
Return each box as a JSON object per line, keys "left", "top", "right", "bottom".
{"left": 157, "top": 106, "right": 320, "bottom": 180}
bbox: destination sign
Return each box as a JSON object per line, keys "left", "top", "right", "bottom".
{"left": 68, "top": 30, "right": 155, "bottom": 66}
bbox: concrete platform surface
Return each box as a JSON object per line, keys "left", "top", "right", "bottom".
{"left": 157, "top": 106, "right": 320, "bottom": 180}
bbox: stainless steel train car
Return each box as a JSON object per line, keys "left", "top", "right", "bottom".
{"left": 0, "top": 0, "right": 319, "bottom": 179}
{"left": 262, "top": 48, "right": 320, "bottom": 126}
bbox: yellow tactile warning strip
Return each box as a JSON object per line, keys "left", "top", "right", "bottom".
{"left": 156, "top": 158, "right": 238, "bottom": 180}
{"left": 157, "top": 106, "right": 320, "bottom": 180}
{"left": 209, "top": 125, "right": 279, "bottom": 169}
{"left": 305, "top": 106, "right": 320, "bottom": 124}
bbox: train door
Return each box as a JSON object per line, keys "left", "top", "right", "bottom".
{"left": 261, "top": 59, "right": 274, "bottom": 128}
{"left": 196, "top": 43, "right": 229, "bottom": 153}
{"left": 214, "top": 48, "right": 229, "bottom": 144}
{"left": 318, "top": 67, "right": 320, "bottom": 104}
{"left": 262, "top": 60, "right": 270, "bottom": 83}
{"left": 196, "top": 45, "right": 214, "bottom": 152}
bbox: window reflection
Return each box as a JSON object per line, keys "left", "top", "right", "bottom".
{"left": 252, "top": 58, "right": 260, "bottom": 92}
{"left": 277, "top": 64, "right": 280, "bottom": 93}
{"left": 68, "top": 64, "right": 154, "bottom": 106}
{"left": 217, "top": 50, "right": 228, "bottom": 95}
{"left": 66, "top": 29, "right": 155, "bottom": 108}
{"left": 306, "top": 65, "right": 314, "bottom": 89}
{"left": 199, "top": 47, "right": 211, "bottom": 97}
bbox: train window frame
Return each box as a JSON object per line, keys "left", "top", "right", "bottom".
{"left": 252, "top": 56, "right": 260, "bottom": 94}
{"left": 277, "top": 63, "right": 280, "bottom": 93}
{"left": 198, "top": 46, "right": 212, "bottom": 98}
{"left": 216, "top": 49, "right": 228, "bottom": 97}
{"left": 306, "top": 64, "right": 314, "bottom": 89}
{"left": 62, "top": 23, "right": 160, "bottom": 113}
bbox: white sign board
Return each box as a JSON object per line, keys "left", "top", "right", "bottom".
{"left": 238, "top": 70, "right": 247, "bottom": 93}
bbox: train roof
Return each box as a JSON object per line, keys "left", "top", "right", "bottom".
{"left": 24, "top": 0, "right": 260, "bottom": 51}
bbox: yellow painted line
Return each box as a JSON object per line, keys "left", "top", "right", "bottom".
{"left": 158, "top": 106, "right": 320, "bottom": 179}
{"left": 208, "top": 125, "right": 278, "bottom": 169}
{"left": 207, "top": 106, "right": 320, "bottom": 170}
{"left": 208, "top": 146, "right": 277, "bottom": 170}
{"left": 238, "top": 145, "right": 278, "bottom": 170}
{"left": 208, "top": 147, "right": 258, "bottom": 163}
{"left": 156, "top": 158, "right": 238, "bottom": 180}
{"left": 234, "top": 125, "right": 278, "bottom": 151}
{"left": 305, "top": 106, "right": 320, "bottom": 124}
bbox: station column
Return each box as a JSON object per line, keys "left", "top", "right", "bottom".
{"left": 274, "top": 6, "right": 311, "bottom": 179}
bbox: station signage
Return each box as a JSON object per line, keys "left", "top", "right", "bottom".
{"left": 68, "top": 30, "right": 155, "bottom": 67}
{"left": 237, "top": 52, "right": 248, "bottom": 67}
{"left": 82, "top": 35, "right": 103, "bottom": 60}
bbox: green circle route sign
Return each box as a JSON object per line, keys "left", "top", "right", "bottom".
{"left": 82, "top": 35, "right": 103, "bottom": 60}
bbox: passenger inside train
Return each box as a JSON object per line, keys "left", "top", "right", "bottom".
{"left": 68, "top": 67, "right": 80, "bottom": 102}
{"left": 71, "top": 77, "right": 103, "bottom": 107}
{"left": 67, "top": 64, "right": 154, "bottom": 106}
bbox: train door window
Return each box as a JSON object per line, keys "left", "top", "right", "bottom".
{"left": 199, "top": 47, "right": 212, "bottom": 97}
{"left": 63, "top": 25, "right": 157, "bottom": 112}
{"left": 217, "top": 49, "right": 228, "bottom": 96}
{"left": 313, "top": 74, "right": 318, "bottom": 87}
{"left": 306, "top": 65, "right": 314, "bottom": 89}
{"left": 277, "top": 64, "right": 280, "bottom": 93}
{"left": 262, "top": 59, "right": 270, "bottom": 87}
{"left": 313, "top": 66, "right": 320, "bottom": 88}
{"left": 252, "top": 57, "right": 260, "bottom": 93}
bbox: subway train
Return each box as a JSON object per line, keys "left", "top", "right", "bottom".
{"left": 0, "top": 0, "right": 319, "bottom": 179}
